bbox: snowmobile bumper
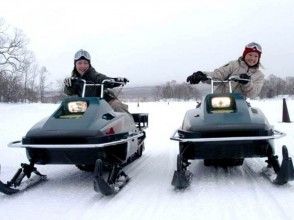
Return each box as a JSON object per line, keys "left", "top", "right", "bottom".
{"left": 171, "top": 130, "right": 285, "bottom": 160}
{"left": 170, "top": 129, "right": 285, "bottom": 142}
{"left": 9, "top": 132, "right": 145, "bottom": 149}
{"left": 7, "top": 132, "right": 145, "bottom": 165}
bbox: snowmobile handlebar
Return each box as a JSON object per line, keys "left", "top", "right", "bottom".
{"left": 207, "top": 75, "right": 251, "bottom": 94}
{"left": 70, "top": 78, "right": 126, "bottom": 98}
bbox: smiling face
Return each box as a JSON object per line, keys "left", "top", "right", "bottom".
{"left": 75, "top": 59, "right": 90, "bottom": 75}
{"left": 244, "top": 52, "right": 260, "bottom": 67}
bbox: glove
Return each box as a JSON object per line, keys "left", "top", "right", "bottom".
{"left": 114, "top": 77, "right": 129, "bottom": 83}
{"left": 186, "top": 71, "right": 208, "bottom": 84}
{"left": 238, "top": 73, "right": 251, "bottom": 85}
{"left": 64, "top": 77, "right": 72, "bottom": 87}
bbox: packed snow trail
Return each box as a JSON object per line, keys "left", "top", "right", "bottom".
{"left": 0, "top": 100, "right": 293, "bottom": 220}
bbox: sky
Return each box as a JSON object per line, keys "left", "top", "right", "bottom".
{"left": 1, "top": 0, "right": 294, "bottom": 86}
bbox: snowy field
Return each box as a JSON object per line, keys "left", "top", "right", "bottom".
{"left": 0, "top": 98, "right": 293, "bottom": 220}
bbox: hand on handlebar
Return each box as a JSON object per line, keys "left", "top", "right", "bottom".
{"left": 186, "top": 71, "right": 208, "bottom": 84}
{"left": 64, "top": 77, "right": 72, "bottom": 87}
{"left": 114, "top": 77, "right": 129, "bottom": 84}
{"left": 237, "top": 74, "right": 251, "bottom": 85}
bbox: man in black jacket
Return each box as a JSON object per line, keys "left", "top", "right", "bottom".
{"left": 64, "top": 49, "right": 129, "bottom": 113}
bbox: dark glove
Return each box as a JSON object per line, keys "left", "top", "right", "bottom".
{"left": 114, "top": 77, "right": 129, "bottom": 84}
{"left": 238, "top": 73, "right": 251, "bottom": 85}
{"left": 64, "top": 77, "right": 72, "bottom": 87}
{"left": 186, "top": 71, "right": 208, "bottom": 84}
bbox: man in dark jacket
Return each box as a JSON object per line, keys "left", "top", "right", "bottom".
{"left": 64, "top": 49, "right": 129, "bottom": 112}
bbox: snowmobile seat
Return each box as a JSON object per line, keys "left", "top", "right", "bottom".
{"left": 132, "top": 113, "right": 148, "bottom": 129}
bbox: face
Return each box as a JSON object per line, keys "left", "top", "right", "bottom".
{"left": 244, "top": 52, "right": 259, "bottom": 67}
{"left": 75, "top": 59, "right": 90, "bottom": 75}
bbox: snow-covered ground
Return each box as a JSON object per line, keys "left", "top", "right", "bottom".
{"left": 0, "top": 98, "right": 293, "bottom": 220}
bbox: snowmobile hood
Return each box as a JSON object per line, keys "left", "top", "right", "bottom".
{"left": 24, "top": 97, "right": 120, "bottom": 138}
{"left": 181, "top": 93, "right": 272, "bottom": 136}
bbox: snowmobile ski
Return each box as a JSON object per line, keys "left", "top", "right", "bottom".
{"left": 93, "top": 159, "right": 130, "bottom": 196}
{"left": 263, "top": 145, "right": 294, "bottom": 185}
{"left": 171, "top": 155, "right": 192, "bottom": 189}
{"left": 0, "top": 163, "right": 46, "bottom": 195}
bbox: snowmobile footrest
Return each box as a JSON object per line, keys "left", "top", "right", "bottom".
{"left": 171, "top": 170, "right": 192, "bottom": 189}
{"left": 132, "top": 113, "right": 148, "bottom": 129}
{"left": 274, "top": 146, "right": 294, "bottom": 185}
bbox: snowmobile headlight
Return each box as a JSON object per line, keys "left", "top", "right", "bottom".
{"left": 68, "top": 101, "right": 88, "bottom": 113}
{"left": 211, "top": 97, "right": 231, "bottom": 109}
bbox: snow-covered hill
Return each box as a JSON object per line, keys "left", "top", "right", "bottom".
{"left": 0, "top": 99, "right": 293, "bottom": 220}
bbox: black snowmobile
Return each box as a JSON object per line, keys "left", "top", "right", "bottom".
{"left": 0, "top": 78, "right": 148, "bottom": 196}
{"left": 171, "top": 76, "right": 294, "bottom": 189}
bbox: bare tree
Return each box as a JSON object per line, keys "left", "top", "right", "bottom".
{"left": 38, "top": 66, "right": 49, "bottom": 103}
{"left": 0, "top": 18, "right": 34, "bottom": 102}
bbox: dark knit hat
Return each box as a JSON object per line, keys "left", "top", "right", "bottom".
{"left": 242, "top": 42, "right": 262, "bottom": 58}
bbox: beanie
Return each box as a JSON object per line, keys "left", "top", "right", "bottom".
{"left": 242, "top": 42, "right": 262, "bottom": 58}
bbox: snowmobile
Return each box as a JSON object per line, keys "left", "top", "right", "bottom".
{"left": 0, "top": 78, "right": 148, "bottom": 196}
{"left": 171, "top": 76, "right": 294, "bottom": 189}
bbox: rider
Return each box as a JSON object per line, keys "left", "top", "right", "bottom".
{"left": 64, "top": 49, "right": 129, "bottom": 112}
{"left": 186, "top": 42, "right": 265, "bottom": 99}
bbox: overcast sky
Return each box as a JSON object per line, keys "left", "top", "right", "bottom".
{"left": 1, "top": 0, "right": 294, "bottom": 86}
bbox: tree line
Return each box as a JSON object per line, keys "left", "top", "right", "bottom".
{"left": 153, "top": 80, "right": 202, "bottom": 101}
{"left": 259, "top": 74, "right": 294, "bottom": 98}
{"left": 153, "top": 75, "right": 294, "bottom": 101}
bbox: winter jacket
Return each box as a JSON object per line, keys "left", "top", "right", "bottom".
{"left": 64, "top": 67, "right": 116, "bottom": 101}
{"left": 203, "top": 58, "right": 264, "bottom": 99}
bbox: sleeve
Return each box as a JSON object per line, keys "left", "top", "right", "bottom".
{"left": 241, "top": 71, "right": 265, "bottom": 99}
{"left": 203, "top": 61, "right": 236, "bottom": 81}
{"left": 93, "top": 72, "right": 111, "bottom": 83}
{"left": 64, "top": 85, "right": 74, "bottom": 95}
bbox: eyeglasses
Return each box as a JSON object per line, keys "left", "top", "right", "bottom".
{"left": 74, "top": 49, "right": 91, "bottom": 61}
{"left": 246, "top": 42, "right": 262, "bottom": 53}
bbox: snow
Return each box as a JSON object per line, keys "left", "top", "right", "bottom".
{"left": 0, "top": 99, "right": 293, "bottom": 220}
